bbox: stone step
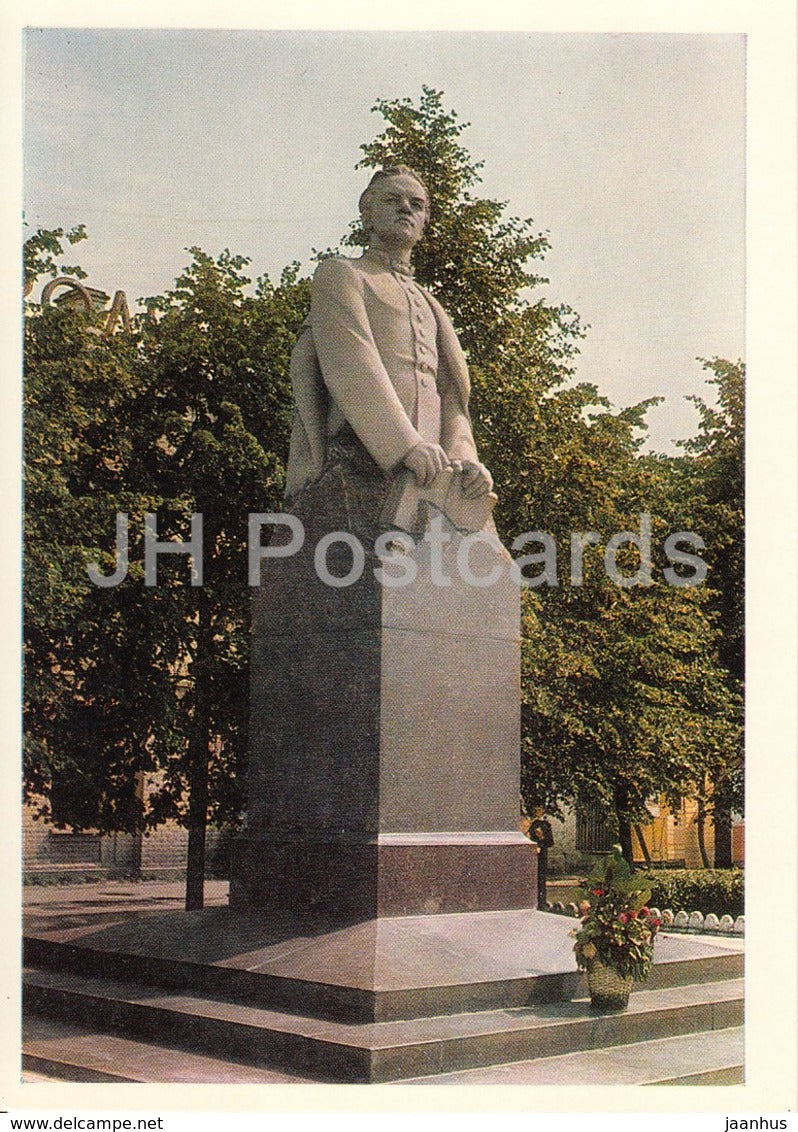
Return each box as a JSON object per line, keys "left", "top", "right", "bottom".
{"left": 394, "top": 1026, "right": 745, "bottom": 1086}
{"left": 24, "top": 965, "right": 743, "bottom": 1084}
{"left": 22, "top": 1016, "right": 315, "bottom": 1084}
{"left": 23, "top": 1014, "right": 743, "bottom": 1087}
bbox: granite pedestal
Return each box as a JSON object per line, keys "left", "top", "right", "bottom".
{"left": 230, "top": 452, "right": 536, "bottom": 920}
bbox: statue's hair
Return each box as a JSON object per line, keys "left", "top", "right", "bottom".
{"left": 358, "top": 166, "right": 430, "bottom": 215}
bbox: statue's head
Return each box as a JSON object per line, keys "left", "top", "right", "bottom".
{"left": 359, "top": 166, "right": 430, "bottom": 248}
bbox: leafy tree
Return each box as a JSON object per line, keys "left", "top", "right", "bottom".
{"left": 680, "top": 358, "right": 744, "bottom": 687}
{"left": 132, "top": 250, "right": 308, "bottom": 907}
{"left": 675, "top": 358, "right": 745, "bottom": 865}
{"left": 518, "top": 495, "right": 742, "bottom": 866}
{"left": 23, "top": 230, "right": 309, "bottom": 908}
{"left": 23, "top": 223, "right": 88, "bottom": 293}
{"left": 354, "top": 89, "right": 742, "bottom": 864}
{"left": 24, "top": 229, "right": 154, "bottom": 834}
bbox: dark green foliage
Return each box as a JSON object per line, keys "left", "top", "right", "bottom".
{"left": 643, "top": 867, "right": 744, "bottom": 919}
{"left": 24, "top": 268, "right": 156, "bottom": 834}
{"left": 23, "top": 229, "right": 311, "bottom": 906}
{"left": 675, "top": 359, "right": 744, "bottom": 864}
{"left": 23, "top": 223, "right": 88, "bottom": 291}
{"left": 680, "top": 358, "right": 744, "bottom": 688}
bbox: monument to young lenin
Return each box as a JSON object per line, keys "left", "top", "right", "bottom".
{"left": 23, "top": 167, "right": 743, "bottom": 1084}
{"left": 230, "top": 165, "right": 537, "bottom": 920}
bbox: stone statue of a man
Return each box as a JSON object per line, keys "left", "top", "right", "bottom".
{"left": 233, "top": 168, "right": 526, "bottom": 924}
{"left": 285, "top": 166, "right": 493, "bottom": 508}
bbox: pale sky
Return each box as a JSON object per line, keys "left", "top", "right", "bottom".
{"left": 23, "top": 29, "right": 745, "bottom": 453}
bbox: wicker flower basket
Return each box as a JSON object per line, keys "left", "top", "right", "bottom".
{"left": 587, "top": 961, "right": 634, "bottom": 1011}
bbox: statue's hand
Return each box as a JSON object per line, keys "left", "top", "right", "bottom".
{"left": 403, "top": 442, "right": 450, "bottom": 487}
{"left": 456, "top": 460, "right": 494, "bottom": 499}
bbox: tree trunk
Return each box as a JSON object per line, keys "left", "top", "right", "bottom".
{"left": 185, "top": 598, "right": 213, "bottom": 912}
{"left": 185, "top": 728, "right": 210, "bottom": 910}
{"left": 712, "top": 792, "right": 734, "bottom": 868}
{"left": 613, "top": 783, "right": 635, "bottom": 870}
{"left": 696, "top": 797, "right": 711, "bottom": 869}
{"left": 633, "top": 824, "right": 652, "bottom": 868}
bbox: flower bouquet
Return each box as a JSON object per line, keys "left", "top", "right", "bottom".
{"left": 571, "top": 846, "right": 662, "bottom": 1011}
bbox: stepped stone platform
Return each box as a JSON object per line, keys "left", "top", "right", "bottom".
{"left": 23, "top": 1012, "right": 744, "bottom": 1087}
{"left": 23, "top": 881, "right": 743, "bottom": 1085}
{"left": 396, "top": 1025, "right": 745, "bottom": 1087}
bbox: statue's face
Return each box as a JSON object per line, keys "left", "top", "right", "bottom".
{"left": 362, "top": 173, "right": 429, "bottom": 248}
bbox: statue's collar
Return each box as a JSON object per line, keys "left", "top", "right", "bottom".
{"left": 363, "top": 248, "right": 415, "bottom": 277}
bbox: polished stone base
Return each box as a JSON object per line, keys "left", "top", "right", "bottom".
{"left": 236, "top": 450, "right": 524, "bottom": 923}
{"left": 24, "top": 898, "right": 742, "bottom": 1026}
{"left": 23, "top": 893, "right": 744, "bottom": 1082}
{"left": 230, "top": 831, "right": 537, "bottom": 919}
{"left": 24, "top": 905, "right": 580, "bottom": 1024}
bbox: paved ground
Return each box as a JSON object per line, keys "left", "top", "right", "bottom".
{"left": 23, "top": 878, "right": 230, "bottom": 907}
{"left": 24, "top": 878, "right": 579, "bottom": 906}
{"left": 23, "top": 878, "right": 744, "bottom": 951}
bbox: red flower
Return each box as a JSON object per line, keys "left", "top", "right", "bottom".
{"left": 592, "top": 887, "right": 603, "bottom": 896}
{"left": 629, "top": 910, "right": 638, "bottom": 919}
{"left": 649, "top": 917, "right": 661, "bottom": 929}
{"left": 639, "top": 907, "right": 650, "bottom": 918}
{"left": 618, "top": 912, "right": 629, "bottom": 924}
